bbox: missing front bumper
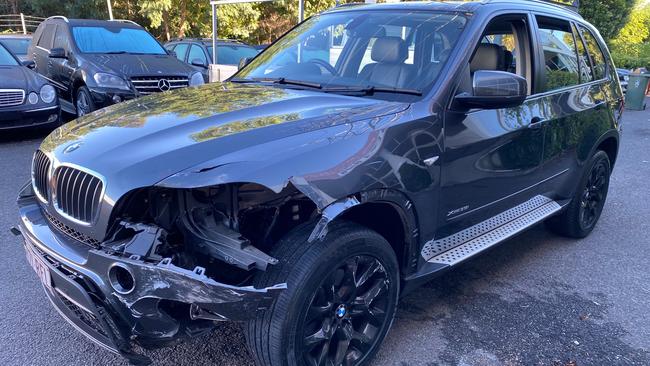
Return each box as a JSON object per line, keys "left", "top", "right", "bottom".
{"left": 17, "top": 194, "right": 286, "bottom": 364}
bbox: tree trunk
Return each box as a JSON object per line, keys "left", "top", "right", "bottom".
{"left": 177, "top": 0, "right": 187, "bottom": 38}
{"left": 162, "top": 9, "right": 171, "bottom": 41}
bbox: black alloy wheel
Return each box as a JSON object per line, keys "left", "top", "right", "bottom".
{"left": 246, "top": 221, "right": 399, "bottom": 366}
{"left": 300, "top": 255, "right": 390, "bottom": 366}
{"left": 546, "top": 150, "right": 611, "bottom": 238}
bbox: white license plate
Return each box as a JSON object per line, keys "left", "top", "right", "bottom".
{"left": 26, "top": 246, "right": 52, "bottom": 289}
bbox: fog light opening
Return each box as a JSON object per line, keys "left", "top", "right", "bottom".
{"left": 47, "top": 114, "right": 58, "bottom": 123}
{"left": 112, "top": 95, "right": 122, "bottom": 104}
{"left": 108, "top": 263, "right": 135, "bottom": 294}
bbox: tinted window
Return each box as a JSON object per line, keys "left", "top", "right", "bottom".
{"left": 72, "top": 26, "right": 166, "bottom": 54}
{"left": 0, "top": 44, "right": 19, "bottom": 66}
{"left": 208, "top": 45, "right": 259, "bottom": 65}
{"left": 188, "top": 44, "right": 207, "bottom": 64}
{"left": 173, "top": 43, "right": 189, "bottom": 61}
{"left": 38, "top": 24, "right": 56, "bottom": 49}
{"left": 238, "top": 11, "right": 467, "bottom": 97}
{"left": 0, "top": 38, "right": 30, "bottom": 55}
{"left": 572, "top": 24, "right": 592, "bottom": 82}
{"left": 53, "top": 25, "right": 69, "bottom": 50}
{"left": 579, "top": 26, "right": 607, "bottom": 80}
{"left": 536, "top": 16, "right": 580, "bottom": 91}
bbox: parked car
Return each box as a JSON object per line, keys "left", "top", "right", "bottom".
{"left": 0, "top": 34, "right": 32, "bottom": 62}
{"left": 253, "top": 44, "right": 269, "bottom": 51}
{"left": 164, "top": 38, "right": 260, "bottom": 81}
{"left": 16, "top": 1, "right": 623, "bottom": 365}
{"left": 28, "top": 17, "right": 203, "bottom": 116}
{"left": 0, "top": 42, "right": 59, "bottom": 129}
{"left": 617, "top": 68, "right": 630, "bottom": 92}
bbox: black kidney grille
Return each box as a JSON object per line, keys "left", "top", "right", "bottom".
{"left": 55, "top": 166, "right": 103, "bottom": 223}
{"left": 32, "top": 150, "right": 51, "bottom": 201}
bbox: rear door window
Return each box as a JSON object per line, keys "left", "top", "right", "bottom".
{"left": 572, "top": 23, "right": 593, "bottom": 83}
{"left": 535, "top": 16, "right": 580, "bottom": 91}
{"left": 579, "top": 26, "right": 607, "bottom": 80}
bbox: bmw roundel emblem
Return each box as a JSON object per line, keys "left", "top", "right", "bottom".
{"left": 63, "top": 142, "right": 82, "bottom": 154}
{"left": 335, "top": 304, "right": 347, "bottom": 318}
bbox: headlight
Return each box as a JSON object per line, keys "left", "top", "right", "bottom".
{"left": 189, "top": 72, "right": 204, "bottom": 87}
{"left": 40, "top": 84, "right": 56, "bottom": 103}
{"left": 28, "top": 92, "right": 39, "bottom": 104}
{"left": 623, "top": 75, "right": 629, "bottom": 82}
{"left": 93, "top": 73, "right": 130, "bottom": 90}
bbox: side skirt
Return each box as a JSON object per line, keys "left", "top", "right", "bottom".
{"left": 403, "top": 195, "right": 563, "bottom": 293}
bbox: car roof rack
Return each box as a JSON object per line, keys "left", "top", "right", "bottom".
{"left": 109, "top": 19, "right": 141, "bottom": 26}
{"left": 527, "top": 0, "right": 580, "bottom": 13}
{"left": 46, "top": 16, "right": 69, "bottom": 23}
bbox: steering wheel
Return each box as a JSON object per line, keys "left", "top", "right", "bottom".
{"left": 308, "top": 59, "right": 337, "bottom": 75}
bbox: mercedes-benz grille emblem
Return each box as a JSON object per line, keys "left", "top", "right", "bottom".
{"left": 158, "top": 79, "right": 171, "bottom": 92}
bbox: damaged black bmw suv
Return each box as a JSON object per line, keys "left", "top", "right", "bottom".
{"left": 16, "top": 1, "right": 623, "bottom": 365}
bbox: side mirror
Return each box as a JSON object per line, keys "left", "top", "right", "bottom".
{"left": 48, "top": 48, "right": 67, "bottom": 59}
{"left": 22, "top": 60, "right": 36, "bottom": 69}
{"left": 191, "top": 58, "right": 208, "bottom": 69}
{"left": 455, "top": 70, "right": 527, "bottom": 109}
{"left": 238, "top": 57, "right": 252, "bottom": 70}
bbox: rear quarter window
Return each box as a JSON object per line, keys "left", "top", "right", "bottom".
{"left": 579, "top": 26, "right": 607, "bottom": 80}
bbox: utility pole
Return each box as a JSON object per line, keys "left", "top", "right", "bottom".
{"left": 106, "top": 0, "right": 114, "bottom": 20}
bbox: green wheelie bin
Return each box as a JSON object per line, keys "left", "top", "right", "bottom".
{"left": 625, "top": 73, "right": 650, "bottom": 111}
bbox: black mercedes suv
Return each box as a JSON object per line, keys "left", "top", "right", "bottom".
{"left": 28, "top": 17, "right": 203, "bottom": 116}
{"left": 16, "top": 1, "right": 623, "bottom": 365}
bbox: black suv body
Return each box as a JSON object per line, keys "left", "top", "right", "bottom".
{"left": 28, "top": 17, "right": 203, "bottom": 116}
{"left": 16, "top": 1, "right": 623, "bottom": 365}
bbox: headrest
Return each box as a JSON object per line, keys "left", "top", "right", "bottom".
{"left": 470, "top": 43, "right": 504, "bottom": 72}
{"left": 371, "top": 36, "right": 408, "bottom": 64}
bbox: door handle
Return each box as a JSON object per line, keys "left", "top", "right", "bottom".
{"left": 528, "top": 116, "right": 544, "bottom": 129}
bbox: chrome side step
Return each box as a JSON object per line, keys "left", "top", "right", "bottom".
{"left": 422, "top": 195, "right": 562, "bottom": 266}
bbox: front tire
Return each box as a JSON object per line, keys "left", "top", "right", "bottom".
{"left": 75, "top": 86, "right": 95, "bottom": 117}
{"left": 546, "top": 150, "right": 611, "bottom": 238}
{"left": 246, "top": 221, "right": 399, "bottom": 366}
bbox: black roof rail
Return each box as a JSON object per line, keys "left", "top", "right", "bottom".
{"left": 46, "top": 15, "right": 69, "bottom": 23}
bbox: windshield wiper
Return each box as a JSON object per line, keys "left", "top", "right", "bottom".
{"left": 252, "top": 77, "right": 322, "bottom": 89}
{"left": 321, "top": 85, "right": 422, "bottom": 96}
{"left": 104, "top": 51, "right": 128, "bottom": 54}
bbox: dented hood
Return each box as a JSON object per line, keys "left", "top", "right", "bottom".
{"left": 40, "top": 82, "right": 408, "bottom": 198}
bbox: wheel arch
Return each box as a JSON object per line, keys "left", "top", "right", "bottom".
{"left": 310, "top": 189, "right": 421, "bottom": 276}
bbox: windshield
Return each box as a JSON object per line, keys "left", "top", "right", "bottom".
{"left": 236, "top": 10, "right": 467, "bottom": 98}
{"left": 207, "top": 45, "right": 259, "bottom": 65}
{"left": 0, "top": 44, "right": 19, "bottom": 66}
{"left": 0, "top": 38, "right": 30, "bottom": 55}
{"left": 72, "top": 26, "right": 166, "bottom": 55}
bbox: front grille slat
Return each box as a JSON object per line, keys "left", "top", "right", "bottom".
{"left": 130, "top": 76, "right": 189, "bottom": 94}
{"left": 54, "top": 166, "right": 103, "bottom": 224}
{"left": 32, "top": 150, "right": 51, "bottom": 202}
{"left": 0, "top": 89, "right": 25, "bottom": 107}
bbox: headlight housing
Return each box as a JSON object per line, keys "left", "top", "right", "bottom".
{"left": 189, "top": 72, "right": 205, "bottom": 87}
{"left": 40, "top": 84, "right": 56, "bottom": 103}
{"left": 93, "top": 73, "right": 130, "bottom": 90}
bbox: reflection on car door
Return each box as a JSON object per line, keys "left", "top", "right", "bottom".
{"left": 439, "top": 13, "right": 547, "bottom": 239}
{"left": 34, "top": 23, "right": 55, "bottom": 76}
{"left": 531, "top": 16, "right": 618, "bottom": 198}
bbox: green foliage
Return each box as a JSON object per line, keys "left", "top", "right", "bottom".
{"left": 579, "top": 0, "right": 637, "bottom": 41}
{"left": 609, "top": 4, "right": 650, "bottom": 69}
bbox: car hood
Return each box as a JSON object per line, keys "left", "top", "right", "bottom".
{"left": 84, "top": 53, "right": 193, "bottom": 77}
{"left": 41, "top": 82, "right": 408, "bottom": 196}
{"left": 0, "top": 65, "right": 45, "bottom": 92}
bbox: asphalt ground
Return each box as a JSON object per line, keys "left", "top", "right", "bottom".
{"left": 1, "top": 103, "right": 649, "bottom": 366}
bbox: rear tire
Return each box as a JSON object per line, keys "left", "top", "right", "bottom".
{"left": 546, "top": 150, "right": 611, "bottom": 238}
{"left": 245, "top": 221, "right": 399, "bottom": 366}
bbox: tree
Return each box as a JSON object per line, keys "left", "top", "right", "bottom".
{"left": 579, "top": 0, "right": 638, "bottom": 41}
